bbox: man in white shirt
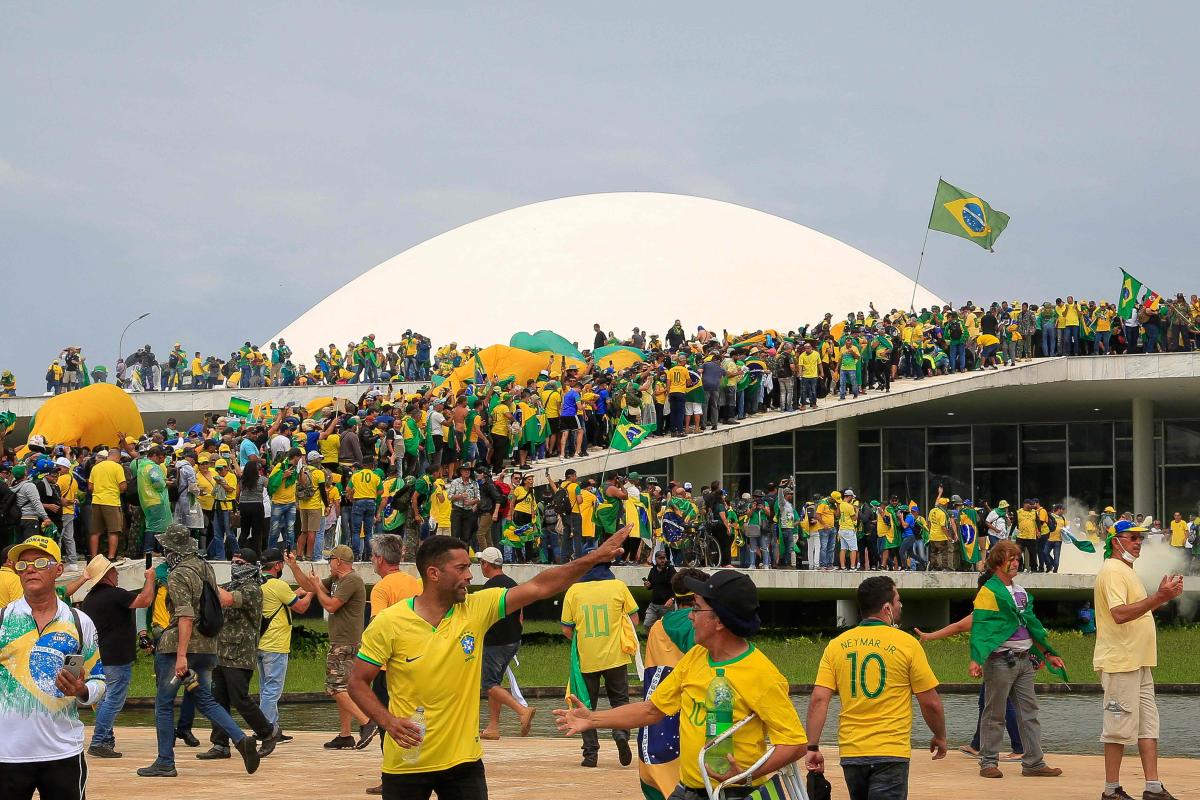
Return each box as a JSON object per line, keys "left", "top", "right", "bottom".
{"left": 0, "top": 535, "right": 106, "bottom": 800}
{"left": 986, "top": 500, "right": 1011, "bottom": 547}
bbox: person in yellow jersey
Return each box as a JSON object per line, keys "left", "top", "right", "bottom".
{"left": 798, "top": 340, "right": 821, "bottom": 409}
{"left": 53, "top": 457, "right": 81, "bottom": 569}
{"left": 837, "top": 489, "right": 860, "bottom": 571}
{"left": 556, "top": 569, "right": 806, "bottom": 797}
{"left": 87, "top": 446, "right": 127, "bottom": 560}
{"left": 295, "top": 452, "right": 327, "bottom": 562}
{"left": 255, "top": 548, "right": 313, "bottom": 744}
{"left": 805, "top": 575, "right": 947, "bottom": 800}
{"left": 347, "top": 456, "right": 383, "bottom": 561}
{"left": 665, "top": 355, "right": 690, "bottom": 437}
{"left": 1014, "top": 499, "right": 1041, "bottom": 573}
{"left": 927, "top": 492, "right": 955, "bottom": 571}
{"left": 1168, "top": 511, "right": 1190, "bottom": 554}
{"left": 560, "top": 556, "right": 641, "bottom": 768}
{"left": 0, "top": 545, "right": 23, "bottom": 607}
{"left": 349, "top": 526, "right": 631, "bottom": 800}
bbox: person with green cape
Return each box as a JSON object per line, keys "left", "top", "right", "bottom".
{"left": 968, "top": 540, "right": 1065, "bottom": 780}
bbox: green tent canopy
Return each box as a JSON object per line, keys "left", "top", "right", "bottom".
{"left": 509, "top": 330, "right": 585, "bottom": 361}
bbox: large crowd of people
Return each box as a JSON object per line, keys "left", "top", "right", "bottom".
{"left": 5, "top": 291, "right": 1200, "bottom": 398}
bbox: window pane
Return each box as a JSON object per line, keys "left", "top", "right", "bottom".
{"left": 1022, "top": 423, "right": 1065, "bottom": 441}
{"left": 885, "top": 472, "right": 926, "bottom": 509}
{"left": 757, "top": 431, "right": 792, "bottom": 447}
{"left": 724, "top": 441, "right": 751, "bottom": 473}
{"left": 796, "top": 429, "right": 837, "bottom": 472}
{"left": 884, "top": 429, "right": 925, "bottom": 471}
{"left": 858, "top": 429, "right": 881, "bottom": 444}
{"left": 858, "top": 445, "right": 881, "bottom": 504}
{"left": 1164, "top": 422, "right": 1200, "bottom": 465}
{"left": 1115, "top": 446, "right": 1132, "bottom": 513}
{"left": 928, "top": 443, "right": 971, "bottom": 501}
{"left": 974, "top": 425, "right": 1019, "bottom": 467}
{"left": 1068, "top": 423, "right": 1113, "bottom": 467}
{"left": 973, "top": 469, "right": 1019, "bottom": 509}
{"left": 1021, "top": 440, "right": 1067, "bottom": 505}
{"left": 928, "top": 426, "right": 970, "bottom": 444}
{"left": 793, "top": 472, "right": 836, "bottom": 504}
{"left": 1164, "top": 467, "right": 1200, "bottom": 522}
{"left": 723, "top": 474, "right": 750, "bottom": 498}
{"left": 753, "top": 447, "right": 794, "bottom": 491}
{"left": 1068, "top": 467, "right": 1114, "bottom": 513}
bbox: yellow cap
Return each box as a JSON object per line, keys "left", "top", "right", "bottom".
{"left": 198, "top": 454, "right": 211, "bottom": 463}
{"left": 215, "top": 458, "right": 229, "bottom": 468}
{"left": 14, "top": 535, "right": 61, "bottom": 563}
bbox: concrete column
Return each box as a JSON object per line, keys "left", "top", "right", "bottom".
{"left": 835, "top": 599, "right": 860, "bottom": 628}
{"left": 1132, "top": 397, "right": 1155, "bottom": 518}
{"left": 673, "top": 445, "right": 723, "bottom": 491}
{"left": 836, "top": 417, "right": 859, "bottom": 492}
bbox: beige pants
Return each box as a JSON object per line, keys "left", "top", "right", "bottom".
{"left": 1100, "top": 667, "right": 1159, "bottom": 745}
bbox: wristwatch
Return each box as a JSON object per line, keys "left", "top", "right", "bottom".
{"left": 806, "top": 744, "right": 820, "bottom": 752}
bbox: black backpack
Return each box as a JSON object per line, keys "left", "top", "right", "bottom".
{"left": 552, "top": 487, "right": 573, "bottom": 517}
{"left": 947, "top": 320, "right": 963, "bottom": 340}
{"left": 180, "top": 563, "right": 225, "bottom": 639}
{"left": 1045, "top": 512, "right": 1058, "bottom": 533}
{"left": 0, "top": 482, "right": 22, "bottom": 529}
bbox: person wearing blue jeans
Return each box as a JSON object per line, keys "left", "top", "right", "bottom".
{"left": 949, "top": 341, "right": 967, "bottom": 373}
{"left": 269, "top": 501, "right": 296, "bottom": 551}
{"left": 350, "top": 498, "right": 377, "bottom": 560}
{"left": 1041, "top": 322, "right": 1057, "bottom": 357}
{"left": 137, "top": 527, "right": 260, "bottom": 777}
{"left": 838, "top": 366, "right": 860, "bottom": 400}
{"left": 819, "top": 528, "right": 836, "bottom": 569}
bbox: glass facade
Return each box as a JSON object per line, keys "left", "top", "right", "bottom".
{"left": 668, "top": 420, "right": 1200, "bottom": 519}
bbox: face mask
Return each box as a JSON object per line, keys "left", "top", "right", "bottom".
{"left": 1114, "top": 536, "right": 1137, "bottom": 564}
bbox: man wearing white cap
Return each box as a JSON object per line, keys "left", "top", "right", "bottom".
{"left": 478, "top": 547, "right": 535, "bottom": 741}
{"left": 65, "top": 555, "right": 156, "bottom": 758}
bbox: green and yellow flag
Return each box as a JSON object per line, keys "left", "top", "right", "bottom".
{"left": 971, "top": 575, "right": 1068, "bottom": 681}
{"left": 610, "top": 413, "right": 653, "bottom": 452}
{"left": 1117, "top": 268, "right": 1162, "bottom": 318}
{"left": 228, "top": 396, "right": 252, "bottom": 418}
{"left": 928, "top": 179, "right": 1010, "bottom": 252}
{"left": 958, "top": 507, "right": 982, "bottom": 564}
{"left": 0, "top": 411, "right": 15, "bottom": 436}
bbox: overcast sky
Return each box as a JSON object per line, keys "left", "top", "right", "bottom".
{"left": 2, "top": 3, "right": 1196, "bottom": 385}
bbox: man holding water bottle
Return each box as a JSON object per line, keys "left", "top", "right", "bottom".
{"left": 349, "top": 525, "right": 633, "bottom": 800}
{"left": 554, "top": 569, "right": 807, "bottom": 799}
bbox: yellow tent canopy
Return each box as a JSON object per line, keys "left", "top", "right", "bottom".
{"left": 444, "top": 344, "right": 588, "bottom": 393}
{"left": 24, "top": 383, "right": 144, "bottom": 454}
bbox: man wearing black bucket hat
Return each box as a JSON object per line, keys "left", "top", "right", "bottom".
{"left": 555, "top": 570, "right": 806, "bottom": 798}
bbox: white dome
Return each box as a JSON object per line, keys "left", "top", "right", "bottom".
{"left": 270, "top": 192, "right": 944, "bottom": 361}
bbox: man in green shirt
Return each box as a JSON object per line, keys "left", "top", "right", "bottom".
{"left": 838, "top": 341, "right": 861, "bottom": 400}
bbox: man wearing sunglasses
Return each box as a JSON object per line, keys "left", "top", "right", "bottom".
{"left": 0, "top": 535, "right": 106, "bottom": 800}
{"left": 1094, "top": 519, "right": 1184, "bottom": 800}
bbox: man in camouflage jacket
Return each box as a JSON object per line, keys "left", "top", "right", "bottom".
{"left": 196, "top": 548, "right": 279, "bottom": 760}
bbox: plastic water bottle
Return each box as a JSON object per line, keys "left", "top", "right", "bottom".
{"left": 703, "top": 669, "right": 735, "bottom": 774}
{"left": 401, "top": 706, "right": 426, "bottom": 764}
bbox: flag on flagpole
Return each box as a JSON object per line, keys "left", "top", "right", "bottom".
{"left": 473, "top": 352, "right": 487, "bottom": 387}
{"left": 1117, "top": 268, "right": 1162, "bottom": 318}
{"left": 80, "top": 361, "right": 91, "bottom": 388}
{"left": 610, "top": 413, "right": 654, "bottom": 452}
{"left": 928, "top": 179, "right": 1011, "bottom": 251}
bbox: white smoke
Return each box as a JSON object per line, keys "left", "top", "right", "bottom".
{"left": 1059, "top": 495, "right": 1194, "bottom": 619}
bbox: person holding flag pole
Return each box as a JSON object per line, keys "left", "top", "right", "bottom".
{"left": 968, "top": 540, "right": 1065, "bottom": 780}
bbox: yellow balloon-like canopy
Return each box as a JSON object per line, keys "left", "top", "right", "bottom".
{"left": 444, "top": 344, "right": 587, "bottom": 393}
{"left": 26, "top": 383, "right": 144, "bottom": 451}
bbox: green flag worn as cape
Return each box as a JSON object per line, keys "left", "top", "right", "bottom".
{"left": 970, "top": 575, "right": 1068, "bottom": 681}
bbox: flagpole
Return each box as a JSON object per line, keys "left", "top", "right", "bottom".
{"left": 910, "top": 178, "right": 942, "bottom": 311}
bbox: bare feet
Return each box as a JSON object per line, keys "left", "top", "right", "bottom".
{"left": 519, "top": 707, "right": 537, "bottom": 737}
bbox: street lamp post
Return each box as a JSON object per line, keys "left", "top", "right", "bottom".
{"left": 118, "top": 312, "right": 150, "bottom": 366}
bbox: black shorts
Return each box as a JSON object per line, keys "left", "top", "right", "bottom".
{"left": 382, "top": 759, "right": 486, "bottom": 800}
{"left": 549, "top": 417, "right": 563, "bottom": 435}
{"left": 0, "top": 752, "right": 88, "bottom": 800}
{"left": 559, "top": 415, "right": 581, "bottom": 431}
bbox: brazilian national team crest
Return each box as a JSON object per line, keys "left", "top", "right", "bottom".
{"left": 459, "top": 633, "right": 476, "bottom": 658}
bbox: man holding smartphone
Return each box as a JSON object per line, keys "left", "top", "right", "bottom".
{"left": 0, "top": 535, "right": 106, "bottom": 800}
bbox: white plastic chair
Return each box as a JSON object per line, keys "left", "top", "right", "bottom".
{"left": 699, "top": 713, "right": 810, "bottom": 800}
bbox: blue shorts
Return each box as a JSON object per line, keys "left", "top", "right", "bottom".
{"left": 481, "top": 641, "right": 520, "bottom": 690}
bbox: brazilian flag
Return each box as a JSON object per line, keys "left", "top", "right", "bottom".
{"left": 928, "top": 179, "right": 1010, "bottom": 252}
{"left": 610, "top": 413, "right": 654, "bottom": 452}
{"left": 958, "top": 507, "right": 982, "bottom": 564}
{"left": 1117, "top": 268, "right": 1161, "bottom": 318}
{"left": 0, "top": 411, "right": 15, "bottom": 436}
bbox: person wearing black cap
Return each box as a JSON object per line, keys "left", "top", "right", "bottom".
{"left": 555, "top": 570, "right": 806, "bottom": 796}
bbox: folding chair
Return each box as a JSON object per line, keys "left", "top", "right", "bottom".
{"left": 699, "top": 713, "right": 810, "bottom": 800}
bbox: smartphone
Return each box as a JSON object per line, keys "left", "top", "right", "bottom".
{"left": 62, "top": 654, "right": 85, "bottom": 680}
{"left": 145, "top": 553, "right": 153, "bottom": 569}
